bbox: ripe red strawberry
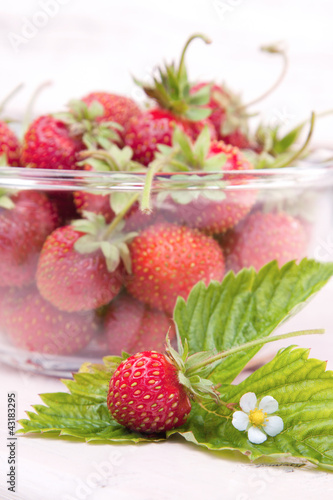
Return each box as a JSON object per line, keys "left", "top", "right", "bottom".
{"left": 104, "top": 294, "right": 176, "bottom": 355}
{"left": 0, "top": 121, "right": 21, "bottom": 166}
{"left": 107, "top": 350, "right": 191, "bottom": 433}
{"left": 0, "top": 286, "right": 8, "bottom": 324}
{"left": 222, "top": 129, "right": 252, "bottom": 149}
{"left": 190, "top": 82, "right": 228, "bottom": 135}
{"left": 186, "top": 118, "right": 216, "bottom": 142}
{"left": 221, "top": 211, "right": 308, "bottom": 273}
{"left": 126, "top": 222, "right": 225, "bottom": 314}
{"left": 74, "top": 191, "right": 116, "bottom": 223}
{"left": 191, "top": 82, "right": 251, "bottom": 148}
{"left": 48, "top": 191, "right": 78, "bottom": 225}
{"left": 81, "top": 92, "right": 141, "bottom": 129}
{"left": 36, "top": 225, "right": 125, "bottom": 312}
{"left": 1, "top": 286, "right": 96, "bottom": 354}
{"left": 0, "top": 190, "right": 59, "bottom": 287}
{"left": 124, "top": 109, "right": 189, "bottom": 166}
{"left": 21, "top": 115, "right": 84, "bottom": 170}
{"left": 124, "top": 109, "right": 217, "bottom": 167}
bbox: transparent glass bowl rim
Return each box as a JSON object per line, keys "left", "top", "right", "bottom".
{"left": 1, "top": 162, "right": 333, "bottom": 192}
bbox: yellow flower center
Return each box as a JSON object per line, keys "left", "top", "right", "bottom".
{"left": 249, "top": 408, "right": 267, "bottom": 427}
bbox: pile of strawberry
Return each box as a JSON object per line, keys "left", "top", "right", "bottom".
{"left": 0, "top": 34, "right": 310, "bottom": 359}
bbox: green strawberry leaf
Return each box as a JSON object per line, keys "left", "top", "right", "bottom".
{"left": 193, "top": 126, "right": 211, "bottom": 164}
{"left": 18, "top": 359, "right": 163, "bottom": 443}
{"left": 184, "top": 107, "right": 212, "bottom": 122}
{"left": 0, "top": 193, "right": 15, "bottom": 209}
{"left": 17, "top": 259, "right": 333, "bottom": 470}
{"left": 170, "top": 346, "right": 333, "bottom": 470}
{"left": 173, "top": 259, "right": 333, "bottom": 383}
{"left": 173, "top": 127, "right": 194, "bottom": 163}
{"left": 18, "top": 346, "right": 333, "bottom": 469}
{"left": 272, "top": 124, "right": 304, "bottom": 155}
{"left": 202, "top": 153, "right": 227, "bottom": 171}
{"left": 187, "top": 84, "right": 211, "bottom": 106}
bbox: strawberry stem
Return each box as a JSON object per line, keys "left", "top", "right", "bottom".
{"left": 238, "top": 43, "right": 288, "bottom": 111}
{"left": 0, "top": 83, "right": 24, "bottom": 115}
{"left": 22, "top": 81, "right": 52, "bottom": 136}
{"left": 294, "top": 109, "right": 333, "bottom": 131}
{"left": 140, "top": 158, "right": 165, "bottom": 213}
{"left": 177, "top": 33, "right": 211, "bottom": 81}
{"left": 140, "top": 150, "right": 179, "bottom": 213}
{"left": 78, "top": 149, "right": 120, "bottom": 170}
{"left": 101, "top": 193, "right": 140, "bottom": 239}
{"left": 185, "top": 328, "right": 324, "bottom": 376}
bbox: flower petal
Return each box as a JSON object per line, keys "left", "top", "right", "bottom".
{"left": 259, "top": 396, "right": 278, "bottom": 414}
{"left": 247, "top": 426, "right": 267, "bottom": 444}
{"left": 232, "top": 411, "right": 249, "bottom": 431}
{"left": 239, "top": 392, "right": 257, "bottom": 413}
{"left": 265, "top": 416, "right": 284, "bottom": 437}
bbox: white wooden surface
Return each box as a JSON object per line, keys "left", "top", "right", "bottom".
{"left": 1, "top": 1, "right": 333, "bottom": 498}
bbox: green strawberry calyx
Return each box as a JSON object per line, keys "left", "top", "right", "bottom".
{"left": 0, "top": 186, "right": 18, "bottom": 210}
{"left": 77, "top": 144, "right": 145, "bottom": 173}
{"left": 165, "top": 327, "right": 325, "bottom": 406}
{"left": 54, "top": 99, "right": 123, "bottom": 150}
{"left": 247, "top": 111, "right": 316, "bottom": 169}
{"left": 140, "top": 125, "right": 230, "bottom": 212}
{"left": 0, "top": 83, "right": 24, "bottom": 122}
{"left": 157, "top": 126, "right": 227, "bottom": 172}
{"left": 154, "top": 126, "right": 228, "bottom": 207}
{"left": 72, "top": 210, "right": 138, "bottom": 273}
{"left": 134, "top": 33, "right": 213, "bottom": 121}
{"left": 77, "top": 145, "right": 146, "bottom": 216}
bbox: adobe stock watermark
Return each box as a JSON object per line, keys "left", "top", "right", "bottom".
{"left": 211, "top": 0, "right": 244, "bottom": 21}
{"left": 314, "top": 232, "right": 333, "bottom": 263}
{"left": 266, "top": 107, "right": 295, "bottom": 128}
{"left": 62, "top": 450, "right": 124, "bottom": 500}
{"left": 7, "top": 0, "right": 72, "bottom": 52}
{"left": 234, "top": 462, "right": 306, "bottom": 500}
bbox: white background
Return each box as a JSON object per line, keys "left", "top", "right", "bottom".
{"left": 1, "top": 1, "right": 333, "bottom": 499}
{"left": 1, "top": 0, "right": 333, "bottom": 144}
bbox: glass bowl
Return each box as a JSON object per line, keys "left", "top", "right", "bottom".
{"left": 0, "top": 160, "right": 333, "bottom": 377}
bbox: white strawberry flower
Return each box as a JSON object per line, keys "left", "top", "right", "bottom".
{"left": 232, "top": 392, "right": 284, "bottom": 444}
